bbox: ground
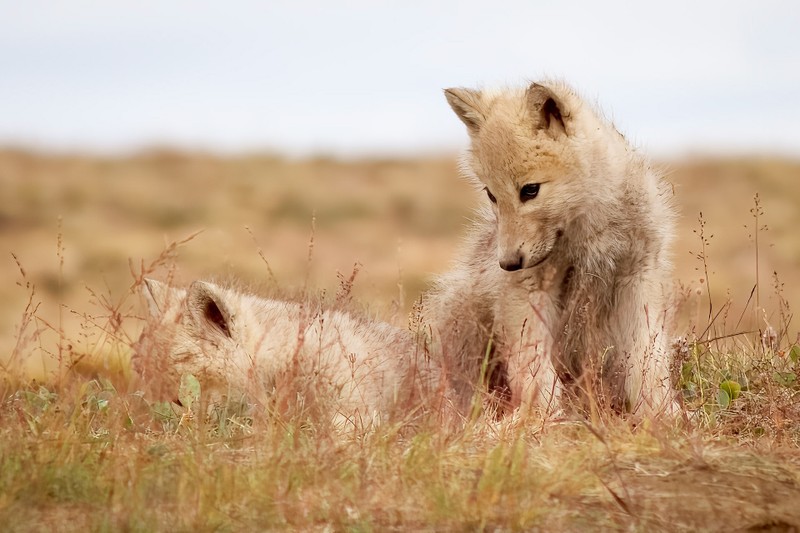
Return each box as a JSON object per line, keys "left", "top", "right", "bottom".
{"left": 2, "top": 150, "right": 800, "bottom": 530}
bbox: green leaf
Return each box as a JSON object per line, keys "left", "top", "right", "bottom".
{"left": 790, "top": 345, "right": 800, "bottom": 364}
{"left": 179, "top": 373, "right": 201, "bottom": 411}
{"left": 717, "top": 388, "right": 731, "bottom": 409}
{"left": 773, "top": 371, "right": 797, "bottom": 388}
{"left": 719, "top": 380, "right": 741, "bottom": 401}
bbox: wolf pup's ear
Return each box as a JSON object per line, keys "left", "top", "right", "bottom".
{"left": 142, "top": 278, "right": 171, "bottom": 317}
{"left": 187, "top": 281, "right": 234, "bottom": 338}
{"left": 527, "top": 83, "right": 568, "bottom": 137}
{"left": 444, "top": 88, "right": 486, "bottom": 134}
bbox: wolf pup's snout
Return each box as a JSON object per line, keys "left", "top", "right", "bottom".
{"left": 499, "top": 252, "right": 524, "bottom": 271}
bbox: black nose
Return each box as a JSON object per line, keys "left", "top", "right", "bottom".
{"left": 499, "top": 255, "right": 524, "bottom": 271}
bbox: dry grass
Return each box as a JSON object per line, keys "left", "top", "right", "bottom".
{"left": 2, "top": 149, "right": 800, "bottom": 530}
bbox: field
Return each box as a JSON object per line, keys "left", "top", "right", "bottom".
{"left": 2, "top": 149, "right": 800, "bottom": 530}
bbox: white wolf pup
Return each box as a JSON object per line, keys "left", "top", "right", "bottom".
{"left": 425, "top": 79, "right": 676, "bottom": 417}
{"left": 133, "top": 279, "right": 439, "bottom": 428}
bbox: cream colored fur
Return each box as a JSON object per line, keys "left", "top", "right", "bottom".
{"left": 133, "top": 279, "right": 439, "bottom": 428}
{"left": 425, "top": 79, "right": 676, "bottom": 417}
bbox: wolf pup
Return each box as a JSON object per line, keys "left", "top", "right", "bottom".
{"left": 425, "top": 80, "right": 676, "bottom": 417}
{"left": 133, "top": 279, "right": 440, "bottom": 429}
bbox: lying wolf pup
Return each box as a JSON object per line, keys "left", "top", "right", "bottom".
{"left": 133, "top": 279, "right": 440, "bottom": 429}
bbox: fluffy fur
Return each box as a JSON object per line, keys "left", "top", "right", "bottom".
{"left": 424, "top": 79, "right": 676, "bottom": 417}
{"left": 133, "top": 279, "right": 440, "bottom": 429}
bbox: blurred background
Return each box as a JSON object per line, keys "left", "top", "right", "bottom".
{"left": 2, "top": 1, "right": 799, "bottom": 377}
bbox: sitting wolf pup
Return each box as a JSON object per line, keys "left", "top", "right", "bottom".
{"left": 133, "top": 279, "right": 439, "bottom": 429}
{"left": 425, "top": 80, "right": 676, "bottom": 417}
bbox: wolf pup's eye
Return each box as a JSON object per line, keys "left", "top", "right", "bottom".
{"left": 520, "top": 183, "right": 540, "bottom": 202}
{"left": 485, "top": 187, "right": 497, "bottom": 204}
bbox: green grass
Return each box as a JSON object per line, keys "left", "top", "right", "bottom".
{"left": 4, "top": 326, "right": 800, "bottom": 531}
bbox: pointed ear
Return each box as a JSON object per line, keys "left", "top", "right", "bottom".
{"left": 142, "top": 278, "right": 179, "bottom": 317}
{"left": 527, "top": 83, "right": 568, "bottom": 137}
{"left": 186, "top": 281, "right": 234, "bottom": 338}
{"left": 444, "top": 87, "right": 486, "bottom": 134}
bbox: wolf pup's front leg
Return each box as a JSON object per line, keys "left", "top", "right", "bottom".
{"left": 494, "top": 275, "right": 562, "bottom": 417}
{"left": 612, "top": 274, "right": 678, "bottom": 417}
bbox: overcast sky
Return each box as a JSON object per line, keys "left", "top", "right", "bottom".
{"left": 1, "top": 1, "right": 798, "bottom": 157}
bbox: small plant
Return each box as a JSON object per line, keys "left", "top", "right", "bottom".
{"left": 717, "top": 379, "right": 741, "bottom": 409}
{"left": 178, "top": 373, "right": 201, "bottom": 412}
